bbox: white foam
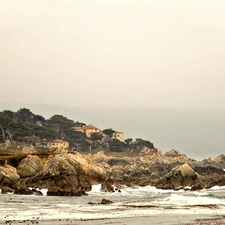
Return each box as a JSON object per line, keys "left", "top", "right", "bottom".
{"left": 159, "top": 193, "right": 225, "bottom": 206}
{"left": 1, "top": 184, "right": 225, "bottom": 222}
{"left": 210, "top": 185, "right": 225, "bottom": 190}
{"left": 90, "top": 184, "right": 102, "bottom": 193}
{"left": 38, "top": 188, "right": 48, "bottom": 196}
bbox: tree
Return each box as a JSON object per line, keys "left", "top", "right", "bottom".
{"left": 34, "top": 114, "right": 46, "bottom": 124}
{"left": 135, "top": 138, "right": 154, "bottom": 149}
{"left": 47, "top": 115, "right": 75, "bottom": 139}
{"left": 2, "top": 110, "right": 15, "bottom": 119}
{"left": 15, "top": 108, "right": 35, "bottom": 124}
{"left": 124, "top": 138, "right": 134, "bottom": 152}
{"left": 124, "top": 138, "right": 133, "bottom": 145}
{"left": 8, "top": 122, "right": 31, "bottom": 140}
{"left": 102, "top": 129, "right": 115, "bottom": 138}
{"left": 109, "top": 139, "right": 125, "bottom": 152}
{"left": 0, "top": 112, "right": 14, "bottom": 142}
{"left": 90, "top": 132, "right": 103, "bottom": 146}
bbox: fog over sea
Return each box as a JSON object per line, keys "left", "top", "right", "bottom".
{"left": 1, "top": 185, "right": 225, "bottom": 223}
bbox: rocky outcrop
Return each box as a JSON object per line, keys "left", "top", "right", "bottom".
{"left": 0, "top": 165, "right": 20, "bottom": 191}
{"left": 194, "top": 165, "right": 225, "bottom": 177}
{"left": 17, "top": 155, "right": 43, "bottom": 178}
{"left": 17, "top": 152, "right": 106, "bottom": 196}
{"left": 101, "top": 179, "right": 115, "bottom": 192}
{"left": 2, "top": 148, "right": 225, "bottom": 194}
{"left": 155, "top": 163, "right": 198, "bottom": 190}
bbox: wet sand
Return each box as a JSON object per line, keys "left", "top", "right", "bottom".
{"left": 1, "top": 214, "right": 225, "bottom": 225}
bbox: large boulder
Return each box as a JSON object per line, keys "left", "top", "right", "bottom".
{"left": 42, "top": 154, "right": 81, "bottom": 176}
{"left": 155, "top": 163, "right": 198, "bottom": 190}
{"left": 17, "top": 155, "right": 43, "bottom": 178}
{"left": 18, "top": 153, "right": 106, "bottom": 196}
{"left": 0, "top": 165, "right": 20, "bottom": 191}
{"left": 72, "top": 153, "right": 107, "bottom": 183}
{"left": 47, "top": 175, "right": 84, "bottom": 196}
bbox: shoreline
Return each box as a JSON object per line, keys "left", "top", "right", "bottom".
{"left": 1, "top": 214, "right": 225, "bottom": 225}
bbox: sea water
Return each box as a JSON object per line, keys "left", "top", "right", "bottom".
{"left": 1, "top": 185, "right": 225, "bottom": 222}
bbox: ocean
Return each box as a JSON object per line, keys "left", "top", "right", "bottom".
{"left": 1, "top": 185, "right": 225, "bottom": 222}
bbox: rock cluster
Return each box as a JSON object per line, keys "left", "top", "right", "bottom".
{"left": 1, "top": 148, "right": 225, "bottom": 195}
{"left": 0, "top": 152, "right": 106, "bottom": 196}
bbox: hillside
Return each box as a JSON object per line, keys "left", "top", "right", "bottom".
{"left": 0, "top": 108, "right": 154, "bottom": 153}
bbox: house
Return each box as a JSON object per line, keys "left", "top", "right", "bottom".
{"left": 74, "top": 124, "right": 102, "bottom": 138}
{"left": 111, "top": 129, "right": 124, "bottom": 142}
{"left": 74, "top": 124, "right": 123, "bottom": 142}
{"left": 47, "top": 139, "right": 69, "bottom": 149}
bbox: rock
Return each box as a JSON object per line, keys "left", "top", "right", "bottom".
{"left": 17, "top": 155, "right": 43, "bottom": 178}
{"left": 0, "top": 165, "right": 20, "bottom": 190}
{"left": 101, "top": 181, "right": 115, "bottom": 192}
{"left": 164, "top": 149, "right": 181, "bottom": 157}
{"left": 43, "top": 154, "right": 80, "bottom": 176}
{"left": 191, "top": 179, "right": 206, "bottom": 191}
{"left": 17, "top": 153, "right": 106, "bottom": 196}
{"left": 91, "top": 151, "right": 109, "bottom": 163}
{"left": 22, "top": 144, "right": 36, "bottom": 153}
{"left": 32, "top": 188, "right": 43, "bottom": 195}
{"left": 194, "top": 166, "right": 225, "bottom": 177}
{"left": 149, "top": 173, "right": 160, "bottom": 181}
{"left": 46, "top": 175, "right": 82, "bottom": 196}
{"left": 141, "top": 148, "right": 165, "bottom": 162}
{"left": 100, "top": 199, "right": 114, "bottom": 204}
{"left": 5, "top": 140, "right": 11, "bottom": 149}
{"left": 155, "top": 163, "right": 198, "bottom": 190}
{"left": 1, "top": 186, "right": 15, "bottom": 193}
{"left": 88, "top": 199, "right": 114, "bottom": 205}
{"left": 14, "top": 188, "right": 33, "bottom": 195}
{"left": 205, "top": 173, "right": 225, "bottom": 189}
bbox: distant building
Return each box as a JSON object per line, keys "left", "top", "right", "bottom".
{"left": 47, "top": 139, "right": 69, "bottom": 149}
{"left": 74, "top": 124, "right": 103, "bottom": 138}
{"left": 74, "top": 124, "right": 123, "bottom": 142}
{"left": 111, "top": 129, "right": 124, "bottom": 142}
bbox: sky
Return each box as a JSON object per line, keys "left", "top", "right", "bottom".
{"left": 1, "top": 0, "right": 225, "bottom": 158}
{"left": 1, "top": 0, "right": 225, "bottom": 109}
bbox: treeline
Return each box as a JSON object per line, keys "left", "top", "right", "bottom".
{"left": 0, "top": 108, "right": 154, "bottom": 152}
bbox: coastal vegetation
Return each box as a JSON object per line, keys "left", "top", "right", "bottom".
{"left": 0, "top": 108, "right": 154, "bottom": 153}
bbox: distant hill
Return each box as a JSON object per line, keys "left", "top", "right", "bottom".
{"left": 0, "top": 107, "right": 154, "bottom": 153}
{"left": 1, "top": 102, "right": 225, "bottom": 159}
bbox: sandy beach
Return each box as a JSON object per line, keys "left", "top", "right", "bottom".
{"left": 1, "top": 214, "right": 225, "bottom": 225}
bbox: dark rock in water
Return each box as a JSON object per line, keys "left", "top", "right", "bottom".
{"left": 47, "top": 190, "right": 87, "bottom": 196}
{"left": 46, "top": 175, "right": 88, "bottom": 196}
{"left": 191, "top": 179, "right": 206, "bottom": 191}
{"left": 14, "top": 188, "right": 33, "bottom": 195}
{"left": 100, "top": 199, "right": 114, "bottom": 204}
{"left": 0, "top": 165, "right": 20, "bottom": 190}
{"left": 205, "top": 173, "right": 225, "bottom": 189}
{"left": 101, "top": 181, "right": 115, "bottom": 192}
{"left": 1, "top": 186, "right": 15, "bottom": 194}
{"left": 88, "top": 201, "right": 96, "bottom": 205}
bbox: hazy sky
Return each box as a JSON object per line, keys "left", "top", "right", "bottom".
{"left": 1, "top": 0, "right": 225, "bottom": 109}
